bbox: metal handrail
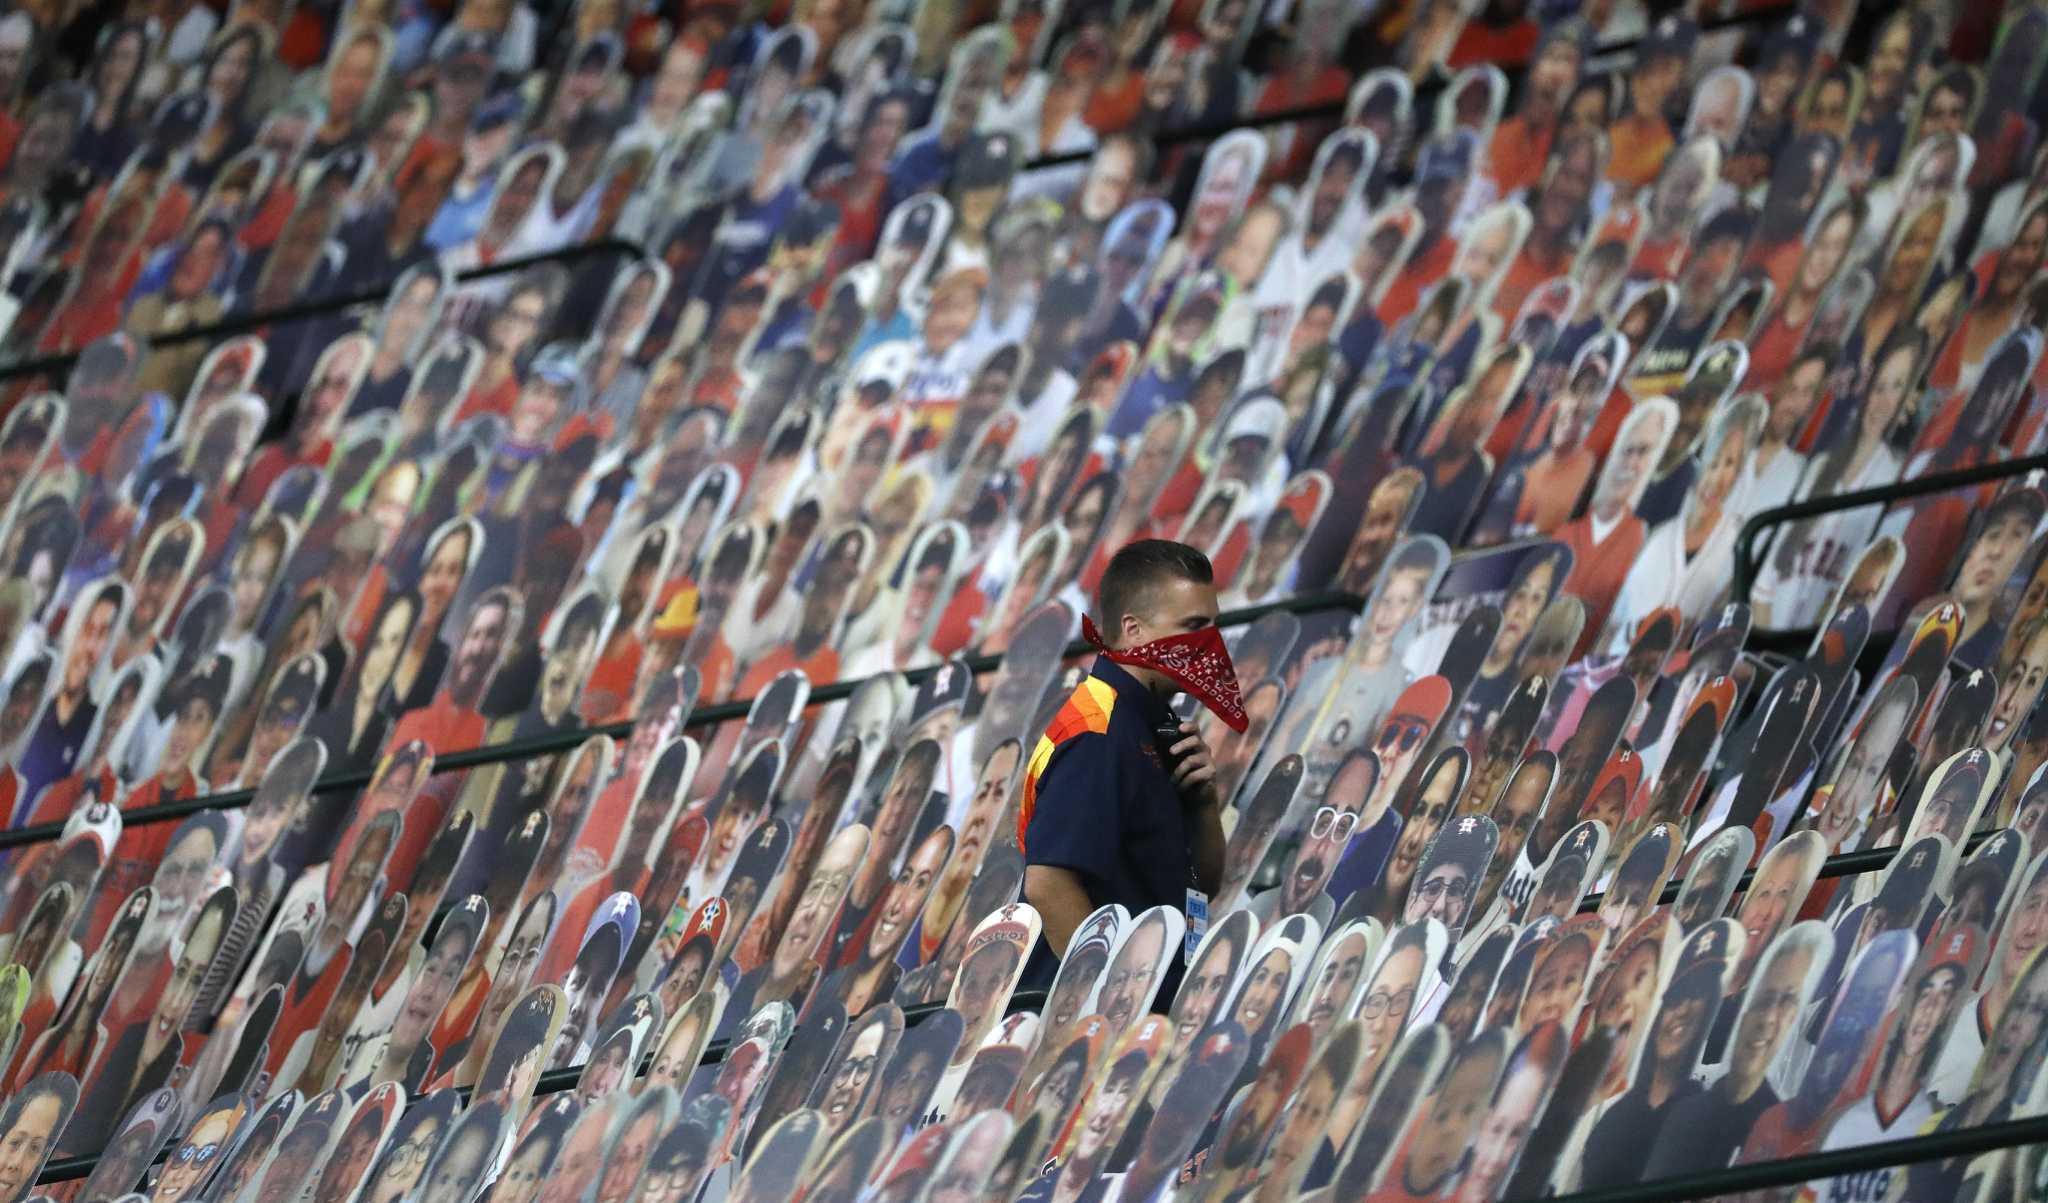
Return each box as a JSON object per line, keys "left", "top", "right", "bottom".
{"left": 0, "top": 589, "right": 1369, "bottom": 851}
{"left": 0, "top": 239, "right": 648, "bottom": 385}
{"left": 27, "top": 976, "right": 1048, "bottom": 1183}
{"left": 1731, "top": 450, "right": 2048, "bottom": 604}
{"left": 1574, "top": 830, "right": 1987, "bottom": 922}
{"left": 1539, "top": 1110, "right": 2048, "bottom": 1203}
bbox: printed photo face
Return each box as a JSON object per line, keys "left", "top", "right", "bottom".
{"left": 1519, "top": 927, "right": 1596, "bottom": 1031}
{"left": 308, "top": 1085, "right": 400, "bottom": 1203}
{"left": 1125, "top": 1025, "right": 1252, "bottom": 1198}
{"left": 413, "top": 1102, "right": 502, "bottom": 1203}
{"left": 1396, "top": 1031, "right": 1508, "bottom": 1194}
{"left": 152, "top": 1098, "right": 254, "bottom": 1203}
{"left": 1330, "top": 1016, "right": 1446, "bottom": 1195}
{"left": 1727, "top": 925, "right": 1829, "bottom": 1097}
{"left": 1289, "top": 920, "right": 1372, "bottom": 1038}
{"left": 1097, "top": 910, "right": 1178, "bottom": 1037}
{"left": 645, "top": 987, "right": 720, "bottom": 1097}
{"left": 1376, "top": 750, "right": 1474, "bottom": 918}
{"left": 1404, "top": 815, "right": 1497, "bottom": 937}
{"left": 75, "top": 1093, "right": 179, "bottom": 1203}
{"left": 945, "top": 919, "right": 1032, "bottom": 1063}
{"left": 0, "top": 1074, "right": 77, "bottom": 1199}
{"left": 1220, "top": 755, "right": 1305, "bottom": 905}
{"left": 1277, "top": 750, "right": 1376, "bottom": 917}
{"left": 769, "top": 823, "right": 867, "bottom": 987}
{"left": 1535, "top": 677, "right": 1634, "bottom": 863}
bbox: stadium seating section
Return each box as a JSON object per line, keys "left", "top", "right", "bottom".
{"left": 2, "top": 0, "right": 2048, "bottom": 1199}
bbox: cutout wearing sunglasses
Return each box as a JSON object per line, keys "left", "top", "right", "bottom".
{"left": 1376, "top": 716, "right": 1429, "bottom": 755}
{"left": 1309, "top": 805, "right": 1359, "bottom": 843}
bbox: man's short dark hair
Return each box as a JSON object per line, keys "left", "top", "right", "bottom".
{"left": 1, "top": 411, "right": 47, "bottom": 451}
{"left": 899, "top": 738, "right": 945, "bottom": 778}
{"left": 1387, "top": 540, "right": 1439, "bottom": 579}
{"left": 421, "top": 350, "right": 470, "bottom": 397}
{"left": 1096, "top": 539, "right": 1213, "bottom": 629}
{"left": 767, "top": 413, "right": 809, "bottom": 457}
{"left": 977, "top": 343, "right": 1022, "bottom": 379}
{"left": 1929, "top": 65, "right": 1977, "bottom": 109}
{"left": 967, "top": 490, "right": 1002, "bottom": 529}
{"left": 72, "top": 335, "right": 135, "bottom": 391}
{"left": 632, "top": 532, "right": 667, "bottom": 574}
{"left": 1197, "top": 348, "right": 1246, "bottom": 389}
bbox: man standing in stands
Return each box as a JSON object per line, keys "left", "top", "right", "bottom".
{"left": 1020, "top": 539, "right": 1244, "bottom": 1006}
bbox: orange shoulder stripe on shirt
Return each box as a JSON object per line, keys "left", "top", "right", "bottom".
{"left": 1016, "top": 677, "right": 1118, "bottom": 854}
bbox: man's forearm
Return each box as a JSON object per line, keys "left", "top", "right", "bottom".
{"left": 1190, "top": 801, "right": 1224, "bottom": 896}
{"left": 1025, "top": 864, "right": 1097, "bottom": 957}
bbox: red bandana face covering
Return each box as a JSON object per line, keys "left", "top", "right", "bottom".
{"left": 1082, "top": 616, "right": 1249, "bottom": 732}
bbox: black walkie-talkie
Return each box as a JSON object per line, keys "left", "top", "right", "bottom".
{"left": 1157, "top": 698, "right": 1191, "bottom": 778}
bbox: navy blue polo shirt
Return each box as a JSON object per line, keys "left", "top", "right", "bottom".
{"left": 1018, "top": 656, "right": 1194, "bottom": 1000}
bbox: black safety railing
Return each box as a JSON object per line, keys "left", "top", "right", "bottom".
{"left": 8, "top": 578, "right": 1350, "bottom": 1192}
{"left": 0, "top": 238, "right": 649, "bottom": 386}
{"left": 1543, "top": 1112, "right": 2048, "bottom": 1203}
{"left": 30, "top": 988, "right": 1052, "bottom": 1185}
{"left": 1574, "top": 827, "right": 1993, "bottom": 923}
{"left": 1725, "top": 449, "right": 2048, "bottom": 683}
{"left": 1731, "top": 449, "right": 2048, "bottom": 608}
{"left": 0, "top": 588, "right": 1369, "bottom": 850}
{"left": 1028, "top": 96, "right": 1352, "bottom": 173}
